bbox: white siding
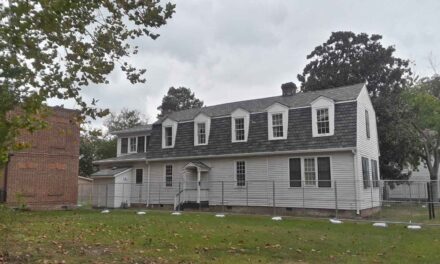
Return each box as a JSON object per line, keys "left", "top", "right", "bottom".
{"left": 356, "top": 85, "right": 381, "bottom": 209}
{"left": 147, "top": 151, "right": 356, "bottom": 210}
{"left": 91, "top": 178, "right": 116, "bottom": 208}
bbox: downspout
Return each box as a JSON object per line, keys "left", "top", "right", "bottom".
{"left": 352, "top": 149, "right": 360, "bottom": 214}
{"left": 146, "top": 161, "right": 150, "bottom": 207}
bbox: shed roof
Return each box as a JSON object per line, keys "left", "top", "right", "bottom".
{"left": 91, "top": 167, "right": 131, "bottom": 177}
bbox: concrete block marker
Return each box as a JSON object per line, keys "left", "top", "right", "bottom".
{"left": 101, "top": 209, "right": 110, "bottom": 214}
{"left": 329, "top": 218, "right": 342, "bottom": 224}
{"left": 373, "top": 222, "right": 388, "bottom": 228}
{"left": 137, "top": 211, "right": 146, "bottom": 215}
{"left": 272, "top": 216, "right": 282, "bottom": 221}
{"left": 171, "top": 212, "right": 182, "bottom": 216}
{"left": 407, "top": 225, "right": 422, "bottom": 230}
{"left": 215, "top": 214, "right": 225, "bottom": 218}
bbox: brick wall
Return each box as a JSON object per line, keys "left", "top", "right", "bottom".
{"left": 5, "top": 107, "right": 80, "bottom": 208}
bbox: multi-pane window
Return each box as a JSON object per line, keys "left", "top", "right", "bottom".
{"left": 129, "top": 137, "right": 137, "bottom": 152}
{"left": 371, "top": 159, "right": 379, "bottom": 187}
{"left": 236, "top": 161, "right": 246, "bottom": 186}
{"left": 362, "top": 157, "right": 370, "bottom": 188}
{"left": 304, "top": 158, "right": 316, "bottom": 186}
{"left": 316, "top": 108, "right": 330, "bottom": 134}
{"left": 365, "top": 110, "right": 370, "bottom": 139}
{"left": 165, "top": 126, "right": 173, "bottom": 147}
{"left": 272, "top": 113, "right": 283, "bottom": 138}
{"left": 165, "top": 165, "right": 173, "bottom": 187}
{"left": 235, "top": 118, "right": 245, "bottom": 141}
{"left": 289, "top": 157, "right": 331, "bottom": 188}
{"left": 136, "top": 169, "right": 143, "bottom": 184}
{"left": 137, "top": 136, "right": 145, "bottom": 153}
{"left": 121, "top": 138, "right": 128, "bottom": 154}
{"left": 197, "top": 123, "right": 206, "bottom": 144}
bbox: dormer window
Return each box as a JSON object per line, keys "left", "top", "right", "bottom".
{"left": 267, "top": 103, "right": 288, "bottom": 140}
{"left": 194, "top": 113, "right": 211, "bottom": 146}
{"left": 231, "top": 108, "right": 250, "bottom": 143}
{"left": 311, "top": 96, "right": 334, "bottom": 137}
{"left": 316, "top": 108, "right": 330, "bottom": 135}
{"left": 165, "top": 127, "right": 173, "bottom": 147}
{"left": 162, "top": 118, "right": 178, "bottom": 149}
{"left": 197, "top": 123, "right": 206, "bottom": 144}
{"left": 234, "top": 118, "right": 245, "bottom": 141}
{"left": 271, "top": 113, "right": 284, "bottom": 138}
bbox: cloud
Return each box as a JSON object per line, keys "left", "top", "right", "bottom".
{"left": 49, "top": 0, "right": 440, "bottom": 127}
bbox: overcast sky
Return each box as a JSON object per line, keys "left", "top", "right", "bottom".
{"left": 51, "top": 0, "right": 440, "bottom": 127}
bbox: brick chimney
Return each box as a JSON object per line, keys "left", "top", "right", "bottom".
{"left": 281, "top": 82, "right": 297, "bottom": 96}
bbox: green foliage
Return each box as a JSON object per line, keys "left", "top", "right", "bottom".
{"left": 79, "top": 129, "right": 117, "bottom": 176}
{"left": 80, "top": 108, "right": 146, "bottom": 176}
{"left": 297, "top": 31, "right": 417, "bottom": 180}
{"left": 402, "top": 76, "right": 440, "bottom": 182}
{"left": 104, "top": 108, "right": 147, "bottom": 133}
{"left": 157, "top": 87, "right": 204, "bottom": 118}
{"left": 0, "top": 0, "right": 175, "bottom": 165}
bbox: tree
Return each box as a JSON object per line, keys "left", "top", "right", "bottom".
{"left": 403, "top": 75, "right": 440, "bottom": 200}
{"left": 80, "top": 108, "right": 146, "bottom": 175}
{"left": 297, "top": 31, "right": 417, "bottom": 180}
{"left": 0, "top": 0, "right": 175, "bottom": 165}
{"left": 79, "top": 129, "right": 117, "bottom": 176}
{"left": 104, "top": 108, "right": 147, "bottom": 133}
{"left": 157, "top": 87, "right": 204, "bottom": 118}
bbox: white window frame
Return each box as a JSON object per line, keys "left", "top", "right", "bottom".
{"left": 303, "top": 157, "right": 317, "bottom": 187}
{"left": 194, "top": 113, "right": 211, "bottom": 146}
{"left": 231, "top": 108, "right": 250, "bottom": 143}
{"left": 271, "top": 112, "right": 284, "bottom": 139}
{"left": 162, "top": 118, "right": 178, "bottom": 149}
{"left": 316, "top": 108, "right": 330, "bottom": 135}
{"left": 164, "top": 164, "right": 173, "bottom": 187}
{"left": 129, "top": 137, "right": 137, "bottom": 153}
{"left": 197, "top": 123, "right": 206, "bottom": 145}
{"left": 234, "top": 117, "right": 246, "bottom": 141}
{"left": 288, "top": 156, "right": 333, "bottom": 188}
{"left": 311, "top": 96, "right": 335, "bottom": 137}
{"left": 234, "top": 160, "right": 246, "bottom": 187}
{"left": 266, "top": 103, "right": 288, "bottom": 140}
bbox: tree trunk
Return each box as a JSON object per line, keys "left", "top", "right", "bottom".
{"left": 431, "top": 180, "right": 439, "bottom": 202}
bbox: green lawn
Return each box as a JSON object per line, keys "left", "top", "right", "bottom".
{"left": 1, "top": 209, "right": 439, "bottom": 263}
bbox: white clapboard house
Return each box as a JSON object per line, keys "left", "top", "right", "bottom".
{"left": 90, "top": 83, "right": 381, "bottom": 215}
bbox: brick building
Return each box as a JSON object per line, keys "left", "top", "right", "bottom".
{"left": 1, "top": 107, "right": 80, "bottom": 209}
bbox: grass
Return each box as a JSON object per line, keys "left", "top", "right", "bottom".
{"left": 368, "top": 202, "right": 440, "bottom": 224}
{"left": 1, "top": 209, "right": 440, "bottom": 263}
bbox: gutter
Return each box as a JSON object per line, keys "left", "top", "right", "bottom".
{"left": 146, "top": 147, "right": 356, "bottom": 162}
{"left": 93, "top": 158, "right": 146, "bottom": 165}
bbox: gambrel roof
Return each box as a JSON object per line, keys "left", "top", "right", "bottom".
{"left": 157, "top": 83, "right": 364, "bottom": 123}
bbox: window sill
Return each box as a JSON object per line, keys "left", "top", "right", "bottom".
{"left": 234, "top": 186, "right": 246, "bottom": 189}
{"left": 162, "top": 146, "right": 174, "bottom": 149}
{"left": 268, "top": 137, "right": 287, "bottom": 141}
{"left": 312, "top": 133, "right": 334, "bottom": 137}
{"left": 232, "top": 140, "right": 247, "bottom": 143}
